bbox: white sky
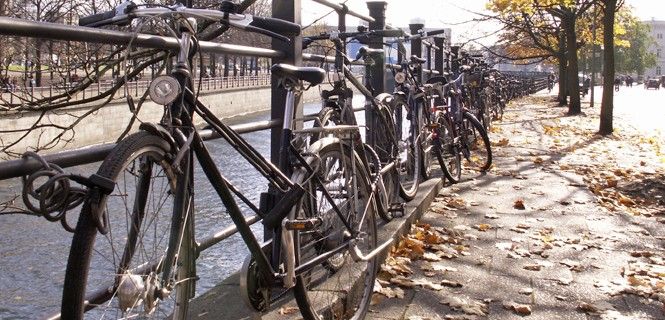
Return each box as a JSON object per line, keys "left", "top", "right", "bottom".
{"left": 301, "top": 0, "right": 665, "bottom": 45}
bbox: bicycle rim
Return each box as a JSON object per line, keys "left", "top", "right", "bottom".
{"left": 393, "top": 98, "right": 420, "bottom": 200}
{"left": 293, "top": 142, "right": 378, "bottom": 320}
{"left": 61, "top": 132, "right": 193, "bottom": 319}
{"left": 435, "top": 114, "right": 462, "bottom": 183}
{"left": 419, "top": 105, "right": 435, "bottom": 181}
{"left": 371, "top": 106, "right": 400, "bottom": 222}
{"left": 461, "top": 112, "right": 492, "bottom": 172}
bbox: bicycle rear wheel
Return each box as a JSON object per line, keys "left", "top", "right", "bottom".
{"left": 435, "top": 113, "right": 462, "bottom": 183}
{"left": 61, "top": 131, "right": 194, "bottom": 319}
{"left": 418, "top": 103, "right": 436, "bottom": 181}
{"left": 292, "top": 140, "right": 378, "bottom": 320}
{"left": 392, "top": 97, "right": 420, "bottom": 200}
{"left": 461, "top": 112, "right": 492, "bottom": 172}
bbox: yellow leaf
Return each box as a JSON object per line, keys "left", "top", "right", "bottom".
{"left": 476, "top": 224, "right": 492, "bottom": 231}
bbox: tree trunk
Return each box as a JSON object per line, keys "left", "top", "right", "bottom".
{"left": 557, "top": 52, "right": 567, "bottom": 105}
{"left": 223, "top": 54, "right": 229, "bottom": 77}
{"left": 211, "top": 53, "right": 217, "bottom": 77}
{"left": 563, "top": 12, "right": 581, "bottom": 115}
{"left": 599, "top": 0, "right": 616, "bottom": 135}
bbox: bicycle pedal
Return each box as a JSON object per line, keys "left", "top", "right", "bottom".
{"left": 284, "top": 218, "right": 322, "bottom": 231}
{"left": 388, "top": 203, "right": 405, "bottom": 218}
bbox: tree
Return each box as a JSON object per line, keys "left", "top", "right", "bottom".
{"left": 615, "top": 19, "right": 657, "bottom": 76}
{"left": 599, "top": 0, "right": 617, "bottom": 135}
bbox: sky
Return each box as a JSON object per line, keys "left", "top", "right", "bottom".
{"left": 301, "top": 0, "right": 665, "bottom": 45}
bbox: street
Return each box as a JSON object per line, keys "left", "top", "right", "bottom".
{"left": 587, "top": 84, "right": 665, "bottom": 138}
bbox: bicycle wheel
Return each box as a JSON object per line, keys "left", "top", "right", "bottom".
{"left": 292, "top": 140, "right": 378, "bottom": 320}
{"left": 460, "top": 112, "right": 492, "bottom": 172}
{"left": 370, "top": 105, "right": 400, "bottom": 222}
{"left": 418, "top": 102, "right": 436, "bottom": 181}
{"left": 61, "top": 131, "right": 194, "bottom": 319}
{"left": 479, "top": 88, "right": 492, "bottom": 131}
{"left": 391, "top": 97, "right": 420, "bottom": 200}
{"left": 435, "top": 112, "right": 462, "bottom": 183}
{"left": 311, "top": 105, "right": 342, "bottom": 143}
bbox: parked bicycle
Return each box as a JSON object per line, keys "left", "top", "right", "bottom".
{"left": 53, "top": 2, "right": 388, "bottom": 319}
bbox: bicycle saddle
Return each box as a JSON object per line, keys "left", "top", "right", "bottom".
{"left": 271, "top": 64, "right": 326, "bottom": 86}
{"left": 410, "top": 55, "right": 427, "bottom": 64}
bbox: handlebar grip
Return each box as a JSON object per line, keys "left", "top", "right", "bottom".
{"left": 370, "top": 29, "right": 404, "bottom": 38}
{"left": 422, "top": 29, "right": 447, "bottom": 37}
{"left": 79, "top": 10, "right": 116, "bottom": 27}
{"left": 249, "top": 16, "right": 301, "bottom": 36}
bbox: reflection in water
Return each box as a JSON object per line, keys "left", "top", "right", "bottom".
{"left": 0, "top": 96, "right": 366, "bottom": 319}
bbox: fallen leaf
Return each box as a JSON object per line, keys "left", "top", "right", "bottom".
{"left": 475, "top": 224, "right": 492, "bottom": 231}
{"left": 514, "top": 199, "right": 526, "bottom": 210}
{"left": 524, "top": 264, "right": 542, "bottom": 271}
{"left": 278, "top": 306, "right": 299, "bottom": 315}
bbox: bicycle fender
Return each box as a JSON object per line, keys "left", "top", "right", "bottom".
{"left": 139, "top": 122, "right": 176, "bottom": 152}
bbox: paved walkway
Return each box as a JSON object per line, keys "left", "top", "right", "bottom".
{"left": 368, "top": 93, "right": 665, "bottom": 319}
{"left": 189, "top": 91, "right": 665, "bottom": 319}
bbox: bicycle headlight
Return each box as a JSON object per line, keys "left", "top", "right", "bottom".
{"left": 394, "top": 72, "right": 406, "bottom": 84}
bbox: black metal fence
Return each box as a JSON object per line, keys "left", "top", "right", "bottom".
{"left": 0, "top": 1, "right": 547, "bottom": 191}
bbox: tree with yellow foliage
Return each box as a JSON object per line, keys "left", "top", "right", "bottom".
{"left": 487, "top": 0, "right": 597, "bottom": 115}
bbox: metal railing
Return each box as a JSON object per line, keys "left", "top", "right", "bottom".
{"left": 1, "top": 74, "right": 273, "bottom": 104}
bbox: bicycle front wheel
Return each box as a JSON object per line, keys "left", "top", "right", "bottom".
{"left": 435, "top": 113, "right": 462, "bottom": 183}
{"left": 61, "top": 131, "right": 194, "bottom": 319}
{"left": 392, "top": 97, "right": 420, "bottom": 200}
{"left": 292, "top": 140, "right": 378, "bottom": 320}
{"left": 461, "top": 112, "right": 492, "bottom": 172}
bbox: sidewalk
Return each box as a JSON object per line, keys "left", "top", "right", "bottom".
{"left": 187, "top": 91, "right": 664, "bottom": 319}
{"left": 368, "top": 92, "right": 665, "bottom": 319}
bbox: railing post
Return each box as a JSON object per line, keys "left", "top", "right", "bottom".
{"left": 450, "top": 45, "right": 460, "bottom": 76}
{"left": 270, "top": 0, "right": 302, "bottom": 164}
{"left": 366, "top": 1, "right": 387, "bottom": 147}
{"left": 434, "top": 36, "right": 445, "bottom": 75}
{"left": 426, "top": 44, "right": 432, "bottom": 80}
{"left": 409, "top": 21, "right": 424, "bottom": 83}
{"left": 264, "top": 0, "right": 302, "bottom": 241}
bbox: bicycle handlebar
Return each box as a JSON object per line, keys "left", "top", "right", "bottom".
{"left": 79, "top": 1, "right": 301, "bottom": 41}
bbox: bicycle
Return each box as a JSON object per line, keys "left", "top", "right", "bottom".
{"left": 302, "top": 27, "right": 418, "bottom": 221}
{"left": 56, "top": 2, "right": 388, "bottom": 319}
{"left": 429, "top": 65, "right": 493, "bottom": 183}
{"left": 383, "top": 28, "right": 449, "bottom": 185}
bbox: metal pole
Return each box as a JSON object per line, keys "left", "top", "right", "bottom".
{"left": 450, "top": 45, "right": 460, "bottom": 76}
{"left": 590, "top": 19, "right": 596, "bottom": 108}
{"left": 434, "top": 36, "right": 444, "bottom": 75}
{"left": 409, "top": 22, "right": 424, "bottom": 82}
{"left": 366, "top": 1, "right": 387, "bottom": 147}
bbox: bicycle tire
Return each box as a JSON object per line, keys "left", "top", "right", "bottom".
{"left": 291, "top": 140, "right": 378, "bottom": 320}
{"left": 461, "top": 112, "right": 492, "bottom": 172}
{"left": 418, "top": 102, "right": 435, "bottom": 181}
{"left": 310, "top": 106, "right": 341, "bottom": 143}
{"left": 61, "top": 131, "right": 194, "bottom": 319}
{"left": 370, "top": 105, "right": 401, "bottom": 221}
{"left": 434, "top": 112, "right": 462, "bottom": 183}
{"left": 391, "top": 96, "right": 420, "bottom": 200}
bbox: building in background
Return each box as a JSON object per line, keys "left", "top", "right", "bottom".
{"left": 644, "top": 19, "right": 665, "bottom": 77}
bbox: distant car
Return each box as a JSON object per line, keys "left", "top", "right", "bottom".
{"left": 645, "top": 78, "right": 660, "bottom": 89}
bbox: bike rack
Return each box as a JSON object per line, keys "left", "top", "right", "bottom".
{"left": 0, "top": 0, "right": 550, "bottom": 282}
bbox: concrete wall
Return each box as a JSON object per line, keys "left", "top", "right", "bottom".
{"left": 0, "top": 83, "right": 333, "bottom": 159}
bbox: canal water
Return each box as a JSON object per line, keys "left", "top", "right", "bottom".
{"left": 0, "top": 96, "right": 366, "bottom": 319}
